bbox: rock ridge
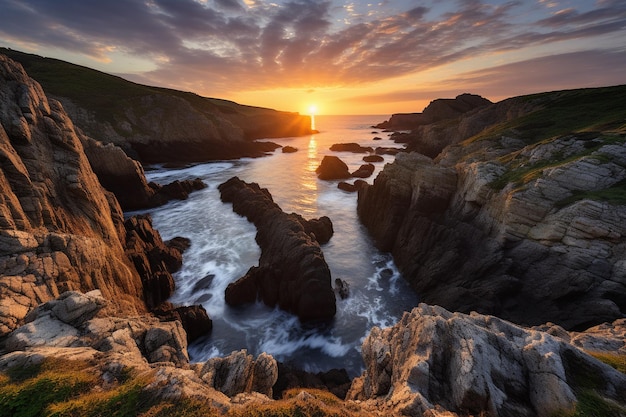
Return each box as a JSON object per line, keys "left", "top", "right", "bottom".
{"left": 219, "top": 177, "right": 336, "bottom": 322}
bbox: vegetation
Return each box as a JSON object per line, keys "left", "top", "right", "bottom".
{"left": 589, "top": 352, "right": 626, "bottom": 374}
{"left": 0, "top": 359, "right": 369, "bottom": 417}
{"left": 552, "top": 390, "right": 626, "bottom": 417}
{"left": 0, "top": 47, "right": 282, "bottom": 127}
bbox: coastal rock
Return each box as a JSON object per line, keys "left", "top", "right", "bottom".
{"left": 275, "top": 363, "right": 352, "bottom": 400}
{"left": 351, "top": 163, "right": 375, "bottom": 178}
{"left": 152, "top": 302, "right": 213, "bottom": 343}
{"left": 197, "top": 350, "right": 278, "bottom": 398}
{"left": 359, "top": 88, "right": 626, "bottom": 330}
{"left": 363, "top": 155, "right": 384, "bottom": 163}
{"left": 219, "top": 177, "right": 336, "bottom": 321}
{"left": 282, "top": 145, "right": 298, "bottom": 153}
{"left": 316, "top": 156, "right": 351, "bottom": 180}
{"left": 348, "top": 304, "right": 626, "bottom": 417}
{"left": 0, "top": 54, "right": 149, "bottom": 336}
{"left": 83, "top": 136, "right": 207, "bottom": 210}
{"left": 330, "top": 143, "right": 374, "bottom": 153}
{"left": 375, "top": 93, "right": 492, "bottom": 131}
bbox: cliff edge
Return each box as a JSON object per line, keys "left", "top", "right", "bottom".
{"left": 359, "top": 85, "right": 626, "bottom": 330}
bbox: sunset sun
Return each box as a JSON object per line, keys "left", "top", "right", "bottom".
{"left": 308, "top": 104, "right": 318, "bottom": 116}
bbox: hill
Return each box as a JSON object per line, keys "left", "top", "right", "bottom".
{"left": 0, "top": 48, "right": 313, "bottom": 163}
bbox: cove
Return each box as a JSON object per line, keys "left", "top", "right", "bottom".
{"left": 138, "top": 115, "right": 418, "bottom": 377}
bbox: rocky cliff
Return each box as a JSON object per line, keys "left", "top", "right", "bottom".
{"left": 1, "top": 48, "right": 313, "bottom": 163}
{"left": 0, "top": 54, "right": 204, "bottom": 338}
{"left": 348, "top": 304, "right": 626, "bottom": 417}
{"left": 375, "top": 93, "right": 492, "bottom": 132}
{"left": 358, "top": 85, "right": 626, "bottom": 330}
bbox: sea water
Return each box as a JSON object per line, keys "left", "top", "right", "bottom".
{"left": 139, "top": 115, "right": 418, "bottom": 377}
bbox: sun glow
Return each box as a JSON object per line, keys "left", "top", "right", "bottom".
{"left": 308, "top": 104, "right": 318, "bottom": 115}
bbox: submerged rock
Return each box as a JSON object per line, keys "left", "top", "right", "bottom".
{"left": 219, "top": 177, "right": 336, "bottom": 322}
{"left": 348, "top": 304, "right": 626, "bottom": 417}
{"left": 330, "top": 143, "right": 374, "bottom": 153}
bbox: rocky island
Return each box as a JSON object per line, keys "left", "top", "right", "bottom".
{"left": 1, "top": 51, "right": 625, "bottom": 417}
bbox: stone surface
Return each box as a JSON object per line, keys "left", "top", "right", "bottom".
{"left": 219, "top": 177, "right": 336, "bottom": 321}
{"left": 316, "top": 155, "right": 351, "bottom": 180}
{"left": 197, "top": 350, "right": 278, "bottom": 398}
{"left": 0, "top": 54, "right": 148, "bottom": 336}
{"left": 330, "top": 143, "right": 374, "bottom": 153}
{"left": 348, "top": 304, "right": 626, "bottom": 417}
{"left": 351, "top": 163, "right": 375, "bottom": 178}
{"left": 358, "top": 131, "right": 626, "bottom": 330}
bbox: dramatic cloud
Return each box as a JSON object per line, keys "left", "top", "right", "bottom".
{"left": 0, "top": 0, "right": 625, "bottom": 110}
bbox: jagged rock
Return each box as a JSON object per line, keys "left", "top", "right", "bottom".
{"left": 334, "top": 278, "right": 350, "bottom": 299}
{"left": 348, "top": 304, "right": 626, "bottom": 417}
{"left": 219, "top": 177, "right": 336, "bottom": 321}
{"left": 569, "top": 318, "right": 626, "bottom": 354}
{"left": 153, "top": 302, "right": 213, "bottom": 343}
{"left": 358, "top": 131, "right": 626, "bottom": 329}
{"left": 316, "top": 156, "right": 351, "bottom": 180}
{"left": 330, "top": 143, "right": 373, "bottom": 153}
{"left": 274, "top": 363, "right": 351, "bottom": 400}
{"left": 197, "top": 350, "right": 278, "bottom": 398}
{"left": 0, "top": 54, "right": 148, "bottom": 336}
{"left": 351, "top": 163, "right": 375, "bottom": 178}
{"left": 363, "top": 155, "right": 384, "bottom": 163}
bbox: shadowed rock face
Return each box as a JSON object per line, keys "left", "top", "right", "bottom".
{"left": 348, "top": 304, "right": 626, "bottom": 417}
{"left": 358, "top": 125, "right": 626, "bottom": 330}
{"left": 0, "top": 54, "right": 148, "bottom": 335}
{"left": 218, "top": 177, "right": 336, "bottom": 322}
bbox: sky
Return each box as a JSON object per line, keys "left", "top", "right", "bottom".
{"left": 1, "top": 0, "right": 625, "bottom": 115}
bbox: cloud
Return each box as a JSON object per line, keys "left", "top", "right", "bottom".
{"left": 338, "top": 48, "right": 626, "bottom": 109}
{"left": 0, "top": 0, "right": 625, "bottom": 96}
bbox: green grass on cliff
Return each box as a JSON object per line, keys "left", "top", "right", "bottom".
{"left": 0, "top": 359, "right": 368, "bottom": 417}
{"left": 0, "top": 48, "right": 281, "bottom": 127}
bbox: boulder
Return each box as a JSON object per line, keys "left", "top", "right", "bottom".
{"left": 351, "top": 163, "right": 375, "bottom": 178}
{"left": 197, "top": 350, "right": 278, "bottom": 398}
{"left": 316, "top": 156, "right": 351, "bottom": 180}
{"left": 219, "top": 177, "right": 336, "bottom": 321}
{"left": 338, "top": 180, "right": 368, "bottom": 193}
{"left": 152, "top": 302, "right": 213, "bottom": 343}
{"left": 348, "top": 304, "right": 626, "bottom": 417}
{"left": 330, "top": 143, "right": 373, "bottom": 153}
{"left": 282, "top": 146, "right": 298, "bottom": 153}
{"left": 274, "top": 362, "right": 351, "bottom": 400}
{"left": 363, "top": 155, "right": 384, "bottom": 163}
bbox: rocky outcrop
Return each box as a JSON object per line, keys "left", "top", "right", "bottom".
{"left": 219, "top": 177, "right": 336, "bottom": 322}
{"left": 348, "top": 304, "right": 626, "bottom": 417}
{"left": 330, "top": 143, "right": 374, "bottom": 153}
{"left": 358, "top": 93, "right": 626, "bottom": 329}
{"left": 351, "top": 163, "right": 375, "bottom": 178}
{"left": 82, "top": 136, "right": 207, "bottom": 210}
{"left": 316, "top": 156, "right": 351, "bottom": 180}
{"left": 0, "top": 54, "right": 148, "bottom": 335}
{"left": 1, "top": 291, "right": 277, "bottom": 409}
{"left": 375, "top": 93, "right": 492, "bottom": 131}
{"left": 364, "top": 155, "right": 384, "bottom": 163}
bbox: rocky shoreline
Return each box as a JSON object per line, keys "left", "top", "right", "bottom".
{"left": 1, "top": 52, "right": 625, "bottom": 416}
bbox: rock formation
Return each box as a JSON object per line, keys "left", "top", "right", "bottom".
{"left": 0, "top": 54, "right": 209, "bottom": 343}
{"left": 316, "top": 155, "right": 351, "bottom": 180}
{"left": 348, "top": 304, "right": 626, "bottom": 417}
{"left": 219, "top": 177, "right": 336, "bottom": 322}
{"left": 358, "top": 86, "right": 626, "bottom": 330}
{"left": 0, "top": 54, "right": 146, "bottom": 335}
{"left": 330, "top": 143, "right": 374, "bottom": 153}
{"left": 351, "top": 163, "right": 375, "bottom": 178}
{"left": 375, "top": 93, "right": 492, "bottom": 131}
{"left": 83, "top": 136, "right": 207, "bottom": 210}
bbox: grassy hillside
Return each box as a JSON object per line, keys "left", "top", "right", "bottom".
{"left": 0, "top": 47, "right": 286, "bottom": 126}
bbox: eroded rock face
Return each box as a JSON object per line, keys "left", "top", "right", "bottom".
{"left": 0, "top": 54, "right": 148, "bottom": 335}
{"left": 348, "top": 304, "right": 626, "bottom": 417}
{"left": 219, "top": 177, "right": 336, "bottom": 321}
{"left": 83, "top": 137, "right": 207, "bottom": 211}
{"left": 358, "top": 133, "right": 626, "bottom": 330}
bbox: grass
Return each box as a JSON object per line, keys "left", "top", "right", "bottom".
{"left": 588, "top": 352, "right": 626, "bottom": 374}
{"left": 0, "top": 360, "right": 365, "bottom": 417}
{"left": 551, "top": 390, "right": 626, "bottom": 417}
